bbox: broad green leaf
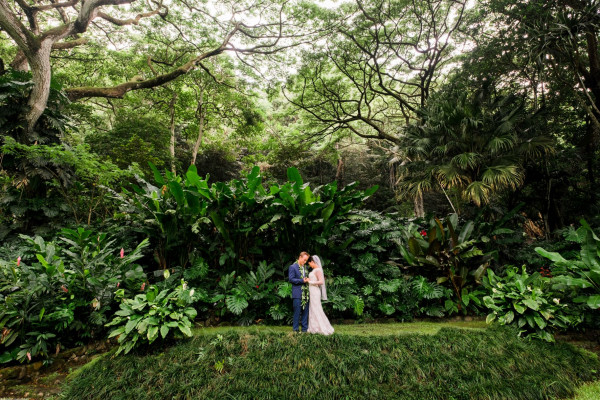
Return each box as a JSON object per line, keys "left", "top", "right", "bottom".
{"left": 505, "top": 310, "right": 515, "bottom": 324}
{"left": 287, "top": 167, "right": 303, "bottom": 189}
{"left": 513, "top": 302, "right": 526, "bottom": 314}
{"left": 178, "top": 322, "right": 192, "bottom": 337}
{"left": 533, "top": 315, "right": 547, "bottom": 329}
{"left": 186, "top": 165, "right": 200, "bottom": 187}
{"left": 587, "top": 295, "right": 600, "bottom": 309}
{"left": 458, "top": 221, "right": 474, "bottom": 243}
{"left": 125, "top": 318, "right": 139, "bottom": 334}
{"left": 160, "top": 325, "right": 169, "bottom": 339}
{"left": 321, "top": 202, "right": 335, "bottom": 221}
{"left": 534, "top": 247, "right": 569, "bottom": 266}
{"left": 522, "top": 299, "right": 539, "bottom": 311}
{"left": 149, "top": 162, "right": 164, "bottom": 185}
{"left": 147, "top": 326, "right": 159, "bottom": 342}
{"left": 168, "top": 181, "right": 185, "bottom": 207}
{"left": 183, "top": 308, "right": 197, "bottom": 319}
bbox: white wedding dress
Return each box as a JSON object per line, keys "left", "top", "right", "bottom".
{"left": 307, "top": 267, "right": 334, "bottom": 335}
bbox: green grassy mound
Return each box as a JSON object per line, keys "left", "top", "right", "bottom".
{"left": 60, "top": 327, "right": 599, "bottom": 400}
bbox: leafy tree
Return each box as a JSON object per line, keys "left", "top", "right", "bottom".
{"left": 285, "top": 0, "right": 468, "bottom": 143}
{"left": 397, "top": 84, "right": 554, "bottom": 208}
{"left": 0, "top": 0, "right": 310, "bottom": 134}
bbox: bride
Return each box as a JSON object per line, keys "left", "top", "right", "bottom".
{"left": 306, "top": 255, "right": 334, "bottom": 335}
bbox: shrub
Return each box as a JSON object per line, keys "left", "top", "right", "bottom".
{"left": 0, "top": 228, "right": 148, "bottom": 363}
{"left": 483, "top": 266, "right": 581, "bottom": 341}
{"left": 536, "top": 220, "right": 600, "bottom": 312}
{"left": 117, "top": 165, "right": 377, "bottom": 274}
{"left": 106, "top": 279, "right": 198, "bottom": 355}
{"left": 399, "top": 214, "right": 493, "bottom": 313}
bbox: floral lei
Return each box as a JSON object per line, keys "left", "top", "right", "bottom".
{"left": 300, "top": 265, "right": 309, "bottom": 308}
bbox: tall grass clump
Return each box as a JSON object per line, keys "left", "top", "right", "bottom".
{"left": 60, "top": 327, "right": 599, "bottom": 400}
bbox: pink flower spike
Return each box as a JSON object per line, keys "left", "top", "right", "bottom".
{"left": 120, "top": 248, "right": 125, "bottom": 259}
{"left": 17, "top": 256, "right": 21, "bottom": 266}
{"left": 61, "top": 285, "right": 68, "bottom": 293}
{"left": 117, "top": 282, "right": 120, "bottom": 288}
{"left": 27, "top": 352, "right": 31, "bottom": 361}
{"left": 141, "top": 282, "right": 146, "bottom": 291}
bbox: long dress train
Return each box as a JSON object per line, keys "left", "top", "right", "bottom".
{"left": 307, "top": 268, "right": 334, "bottom": 335}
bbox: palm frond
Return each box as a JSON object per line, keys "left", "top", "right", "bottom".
{"left": 435, "top": 164, "right": 470, "bottom": 188}
{"left": 481, "top": 164, "right": 524, "bottom": 190}
{"left": 486, "top": 134, "right": 517, "bottom": 155}
{"left": 517, "top": 136, "right": 555, "bottom": 159}
{"left": 463, "top": 181, "right": 492, "bottom": 206}
{"left": 451, "top": 152, "right": 482, "bottom": 169}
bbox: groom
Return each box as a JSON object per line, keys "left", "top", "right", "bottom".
{"left": 289, "top": 251, "right": 310, "bottom": 332}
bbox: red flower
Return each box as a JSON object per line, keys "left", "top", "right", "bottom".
{"left": 255, "top": 285, "right": 260, "bottom": 289}
{"left": 116, "top": 282, "right": 120, "bottom": 288}
{"left": 17, "top": 256, "right": 21, "bottom": 266}
{"left": 120, "top": 248, "right": 125, "bottom": 259}
{"left": 61, "top": 285, "right": 68, "bottom": 293}
{"left": 141, "top": 282, "right": 146, "bottom": 291}
{"left": 420, "top": 230, "right": 427, "bottom": 237}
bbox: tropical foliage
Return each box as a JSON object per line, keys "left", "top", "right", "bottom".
{"left": 398, "top": 89, "right": 554, "bottom": 207}
{"left": 537, "top": 220, "right": 600, "bottom": 316}
{"left": 483, "top": 267, "right": 581, "bottom": 341}
{"left": 106, "top": 280, "right": 199, "bottom": 355}
{"left": 0, "top": 229, "right": 148, "bottom": 363}
{"left": 400, "top": 214, "right": 497, "bottom": 313}
{"left": 1, "top": 0, "right": 600, "bottom": 376}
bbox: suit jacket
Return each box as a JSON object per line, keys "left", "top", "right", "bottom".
{"left": 288, "top": 262, "right": 307, "bottom": 299}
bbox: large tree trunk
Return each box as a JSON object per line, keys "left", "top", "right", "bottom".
{"left": 10, "top": 50, "right": 29, "bottom": 71}
{"left": 25, "top": 41, "right": 53, "bottom": 136}
{"left": 191, "top": 86, "right": 205, "bottom": 166}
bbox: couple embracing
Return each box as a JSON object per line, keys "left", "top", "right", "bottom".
{"left": 288, "top": 252, "right": 334, "bottom": 335}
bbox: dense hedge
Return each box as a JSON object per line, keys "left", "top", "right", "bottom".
{"left": 60, "top": 327, "right": 599, "bottom": 400}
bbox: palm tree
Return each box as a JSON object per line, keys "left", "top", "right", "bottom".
{"left": 396, "top": 87, "right": 554, "bottom": 209}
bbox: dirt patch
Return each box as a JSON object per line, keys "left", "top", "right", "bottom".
{"left": 0, "top": 340, "right": 113, "bottom": 399}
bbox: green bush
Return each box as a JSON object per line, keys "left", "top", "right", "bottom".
{"left": 399, "top": 213, "right": 495, "bottom": 313}
{"left": 117, "top": 164, "right": 376, "bottom": 272}
{"left": 0, "top": 228, "right": 148, "bottom": 363}
{"left": 483, "top": 266, "right": 581, "bottom": 341}
{"left": 536, "top": 220, "right": 600, "bottom": 313}
{"left": 106, "top": 279, "right": 198, "bottom": 355}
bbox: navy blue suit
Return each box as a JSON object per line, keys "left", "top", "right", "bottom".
{"left": 289, "top": 262, "right": 309, "bottom": 332}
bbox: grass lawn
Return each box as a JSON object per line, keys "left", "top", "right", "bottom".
{"left": 193, "top": 320, "right": 488, "bottom": 336}
{"left": 59, "top": 322, "right": 599, "bottom": 400}
{"left": 573, "top": 381, "right": 600, "bottom": 400}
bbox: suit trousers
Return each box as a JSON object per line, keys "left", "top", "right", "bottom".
{"left": 292, "top": 298, "right": 309, "bottom": 332}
